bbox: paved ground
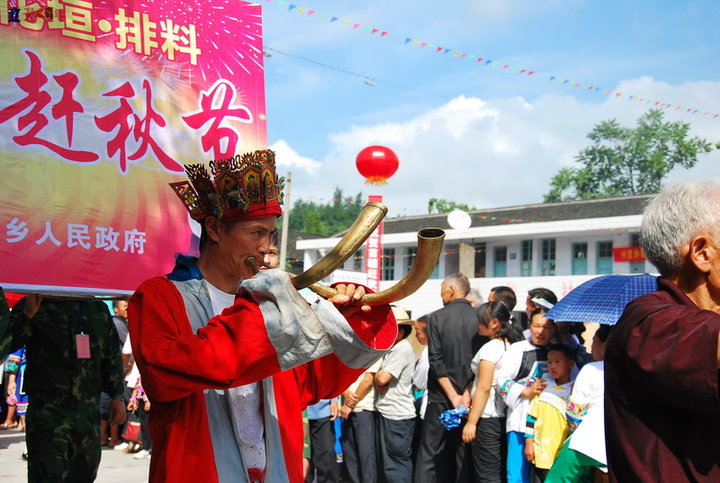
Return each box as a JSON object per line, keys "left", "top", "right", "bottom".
{"left": 0, "top": 429, "right": 150, "bottom": 482}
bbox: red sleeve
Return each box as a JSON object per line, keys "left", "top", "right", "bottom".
{"left": 293, "top": 303, "right": 397, "bottom": 408}
{"left": 128, "top": 277, "right": 283, "bottom": 403}
{"left": 293, "top": 356, "right": 365, "bottom": 409}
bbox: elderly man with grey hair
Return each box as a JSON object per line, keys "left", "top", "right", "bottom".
{"left": 605, "top": 179, "right": 720, "bottom": 482}
{"left": 415, "top": 273, "right": 484, "bottom": 483}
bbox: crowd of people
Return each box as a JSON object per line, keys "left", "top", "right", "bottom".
{"left": 328, "top": 276, "right": 608, "bottom": 483}
{"left": 0, "top": 277, "right": 609, "bottom": 483}
{"left": 1, "top": 155, "right": 719, "bottom": 483}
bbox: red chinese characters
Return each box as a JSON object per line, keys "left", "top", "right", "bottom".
{"left": 1, "top": 49, "right": 186, "bottom": 174}
{"left": 0, "top": 49, "right": 98, "bottom": 162}
{"left": 95, "top": 79, "right": 183, "bottom": 174}
{"left": 52, "top": 72, "right": 83, "bottom": 147}
{"left": 182, "top": 79, "right": 253, "bottom": 160}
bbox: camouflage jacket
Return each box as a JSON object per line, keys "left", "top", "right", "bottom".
{"left": 6, "top": 297, "right": 125, "bottom": 406}
{"left": 0, "top": 288, "right": 9, "bottom": 360}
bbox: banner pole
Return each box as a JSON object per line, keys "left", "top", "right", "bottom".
{"left": 279, "top": 171, "right": 292, "bottom": 270}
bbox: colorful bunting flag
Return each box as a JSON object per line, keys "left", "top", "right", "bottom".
{"left": 262, "top": 0, "right": 717, "bottom": 119}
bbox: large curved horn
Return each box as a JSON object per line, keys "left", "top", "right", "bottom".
{"left": 308, "top": 227, "right": 446, "bottom": 306}
{"left": 290, "top": 202, "right": 388, "bottom": 289}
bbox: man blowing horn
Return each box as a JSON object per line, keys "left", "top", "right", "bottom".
{"left": 128, "top": 150, "right": 397, "bottom": 483}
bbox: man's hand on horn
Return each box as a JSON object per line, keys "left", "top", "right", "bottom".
{"left": 328, "top": 283, "right": 371, "bottom": 315}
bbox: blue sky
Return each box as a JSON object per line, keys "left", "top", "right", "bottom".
{"left": 259, "top": 0, "right": 720, "bottom": 217}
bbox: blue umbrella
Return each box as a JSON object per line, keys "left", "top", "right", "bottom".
{"left": 546, "top": 274, "right": 658, "bottom": 325}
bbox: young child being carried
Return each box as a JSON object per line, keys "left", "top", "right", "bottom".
{"left": 524, "top": 344, "right": 575, "bottom": 482}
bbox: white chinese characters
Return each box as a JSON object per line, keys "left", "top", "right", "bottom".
{"left": 5, "top": 218, "right": 147, "bottom": 254}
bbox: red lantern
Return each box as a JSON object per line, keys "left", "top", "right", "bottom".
{"left": 355, "top": 145, "right": 399, "bottom": 185}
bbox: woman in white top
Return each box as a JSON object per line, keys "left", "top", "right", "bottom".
{"left": 462, "top": 301, "right": 525, "bottom": 483}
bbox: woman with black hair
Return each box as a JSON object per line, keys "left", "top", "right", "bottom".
{"left": 462, "top": 302, "right": 525, "bottom": 483}
{"left": 496, "top": 307, "right": 555, "bottom": 483}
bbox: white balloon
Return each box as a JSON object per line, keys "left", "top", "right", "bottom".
{"left": 447, "top": 209, "right": 471, "bottom": 230}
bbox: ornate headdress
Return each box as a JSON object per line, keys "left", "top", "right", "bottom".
{"left": 170, "top": 149, "right": 285, "bottom": 221}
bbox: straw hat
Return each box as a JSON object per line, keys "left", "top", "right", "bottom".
{"left": 391, "top": 305, "right": 414, "bottom": 326}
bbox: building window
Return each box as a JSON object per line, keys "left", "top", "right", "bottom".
{"left": 406, "top": 247, "right": 417, "bottom": 274}
{"left": 521, "top": 240, "right": 533, "bottom": 277}
{"left": 382, "top": 248, "right": 395, "bottom": 280}
{"left": 430, "top": 260, "right": 440, "bottom": 279}
{"left": 596, "top": 241, "right": 613, "bottom": 274}
{"left": 629, "top": 260, "right": 645, "bottom": 273}
{"left": 474, "top": 243, "right": 486, "bottom": 278}
{"left": 353, "top": 249, "right": 363, "bottom": 272}
{"left": 494, "top": 246, "right": 507, "bottom": 277}
{"left": 541, "top": 239, "right": 556, "bottom": 276}
{"left": 572, "top": 242, "right": 588, "bottom": 275}
{"left": 445, "top": 244, "right": 459, "bottom": 275}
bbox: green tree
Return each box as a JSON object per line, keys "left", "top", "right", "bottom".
{"left": 303, "top": 211, "right": 326, "bottom": 234}
{"left": 544, "top": 109, "right": 713, "bottom": 202}
{"left": 427, "top": 198, "right": 476, "bottom": 214}
{"left": 286, "top": 187, "right": 363, "bottom": 235}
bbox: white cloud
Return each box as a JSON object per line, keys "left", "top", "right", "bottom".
{"left": 281, "top": 77, "right": 720, "bottom": 217}
{"left": 270, "top": 139, "right": 322, "bottom": 171}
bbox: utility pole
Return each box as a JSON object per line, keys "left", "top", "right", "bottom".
{"left": 279, "top": 171, "right": 292, "bottom": 270}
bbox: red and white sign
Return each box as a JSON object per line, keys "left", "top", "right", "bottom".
{"left": 613, "top": 246, "right": 646, "bottom": 263}
{"left": 364, "top": 194, "right": 383, "bottom": 292}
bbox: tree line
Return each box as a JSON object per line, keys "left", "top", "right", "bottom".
{"left": 284, "top": 188, "right": 364, "bottom": 236}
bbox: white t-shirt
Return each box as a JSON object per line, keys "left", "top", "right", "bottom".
{"left": 470, "top": 339, "right": 509, "bottom": 418}
{"left": 413, "top": 347, "right": 429, "bottom": 419}
{"left": 376, "top": 339, "right": 417, "bottom": 420}
{"left": 206, "top": 280, "right": 237, "bottom": 315}
{"left": 568, "top": 361, "right": 606, "bottom": 466}
{"left": 125, "top": 362, "right": 140, "bottom": 388}
{"left": 122, "top": 333, "right": 132, "bottom": 355}
{"left": 205, "top": 280, "right": 265, "bottom": 473}
{"left": 123, "top": 334, "right": 139, "bottom": 387}
{"left": 347, "top": 358, "right": 384, "bottom": 412}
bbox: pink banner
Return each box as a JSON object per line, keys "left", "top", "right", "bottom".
{"left": 0, "top": 0, "right": 267, "bottom": 295}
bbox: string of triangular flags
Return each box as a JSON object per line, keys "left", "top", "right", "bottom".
{"left": 295, "top": 196, "right": 365, "bottom": 206}
{"left": 285, "top": 228, "right": 637, "bottom": 264}
{"left": 263, "top": 0, "right": 719, "bottom": 119}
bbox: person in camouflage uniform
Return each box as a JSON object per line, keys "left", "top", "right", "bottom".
{"left": 0, "top": 288, "right": 13, "bottom": 424}
{"left": 0, "top": 288, "right": 9, "bottom": 357}
{"left": 2, "top": 295, "right": 126, "bottom": 483}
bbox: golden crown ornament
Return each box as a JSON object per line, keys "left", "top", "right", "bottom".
{"left": 170, "top": 149, "right": 285, "bottom": 222}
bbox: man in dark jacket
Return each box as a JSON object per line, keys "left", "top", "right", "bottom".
{"left": 606, "top": 179, "right": 720, "bottom": 482}
{"left": 414, "top": 273, "right": 484, "bottom": 483}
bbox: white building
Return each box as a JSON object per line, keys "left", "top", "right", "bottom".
{"left": 295, "top": 195, "right": 654, "bottom": 319}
